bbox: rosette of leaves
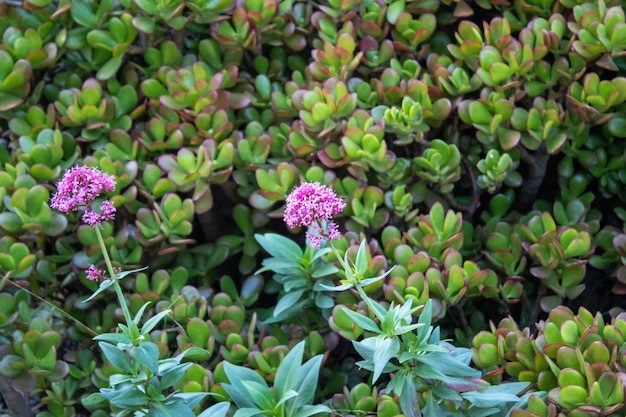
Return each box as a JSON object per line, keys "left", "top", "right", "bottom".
{"left": 404, "top": 202, "right": 463, "bottom": 261}
{"left": 135, "top": 193, "right": 196, "bottom": 248}
{"left": 309, "top": 33, "right": 363, "bottom": 81}
{"left": 319, "top": 109, "right": 392, "bottom": 178}
{"left": 137, "top": 113, "right": 195, "bottom": 154}
{"left": 516, "top": 211, "right": 593, "bottom": 311}
{"left": 232, "top": 132, "right": 272, "bottom": 198}
{"left": 0, "top": 236, "right": 36, "bottom": 279}
{"left": 63, "top": 2, "right": 137, "bottom": 80}
{"left": 350, "top": 68, "right": 404, "bottom": 109}
{"left": 476, "top": 149, "right": 522, "bottom": 193}
{"left": 372, "top": 80, "right": 451, "bottom": 145}
{"left": 426, "top": 54, "right": 482, "bottom": 96}
{"left": 154, "top": 276, "right": 209, "bottom": 327}
{"left": 328, "top": 237, "right": 389, "bottom": 295}
{"left": 568, "top": 0, "right": 626, "bottom": 70}
{"left": 8, "top": 104, "right": 57, "bottom": 142}
{"left": 141, "top": 62, "right": 249, "bottom": 120}
{"left": 0, "top": 184, "right": 67, "bottom": 239}
{"left": 471, "top": 317, "right": 549, "bottom": 387}
{"left": 384, "top": 184, "right": 419, "bottom": 224}
{"left": 290, "top": 77, "right": 358, "bottom": 138}
{"left": 0, "top": 50, "right": 32, "bottom": 112}
{"left": 475, "top": 45, "right": 531, "bottom": 90}
{"left": 318, "top": 0, "right": 361, "bottom": 20}
{"left": 481, "top": 220, "right": 526, "bottom": 302}
{"left": 390, "top": 11, "right": 436, "bottom": 51}
{"left": 1, "top": 26, "right": 58, "bottom": 70}
{"left": 384, "top": 235, "right": 498, "bottom": 319}
{"left": 249, "top": 161, "right": 298, "bottom": 211}
{"left": 128, "top": 0, "right": 186, "bottom": 34}
{"left": 518, "top": 16, "right": 568, "bottom": 95}
{"left": 359, "top": 37, "right": 396, "bottom": 71}
{"left": 84, "top": 333, "right": 215, "bottom": 417}
{"left": 448, "top": 18, "right": 514, "bottom": 69}
{"left": 510, "top": 97, "right": 567, "bottom": 153}
{"left": 356, "top": 0, "right": 390, "bottom": 42}
{"left": 212, "top": 4, "right": 261, "bottom": 52}
{"left": 54, "top": 78, "right": 138, "bottom": 144}
{"left": 133, "top": 269, "right": 189, "bottom": 318}
{"left": 217, "top": 0, "right": 305, "bottom": 53}
{"left": 458, "top": 90, "right": 520, "bottom": 150}
{"left": 14, "top": 128, "right": 78, "bottom": 182}
{"left": 255, "top": 233, "right": 339, "bottom": 323}
{"left": 413, "top": 139, "right": 461, "bottom": 194}
{"left": 337, "top": 181, "right": 389, "bottom": 232}
{"left": 157, "top": 139, "right": 234, "bottom": 213}
{"left": 566, "top": 73, "right": 626, "bottom": 125}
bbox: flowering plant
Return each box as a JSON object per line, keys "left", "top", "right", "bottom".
{"left": 283, "top": 181, "right": 346, "bottom": 249}
{"left": 279, "top": 181, "right": 530, "bottom": 416}
{"left": 51, "top": 166, "right": 228, "bottom": 417}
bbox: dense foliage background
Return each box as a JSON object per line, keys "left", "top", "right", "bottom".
{"left": 2, "top": 0, "right": 626, "bottom": 416}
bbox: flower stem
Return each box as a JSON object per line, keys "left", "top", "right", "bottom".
{"left": 94, "top": 225, "right": 132, "bottom": 328}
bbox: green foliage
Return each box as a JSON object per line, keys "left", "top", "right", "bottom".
{"left": 4, "top": 0, "right": 626, "bottom": 415}
{"left": 221, "top": 340, "right": 331, "bottom": 417}
{"left": 255, "top": 233, "right": 338, "bottom": 322}
{"left": 474, "top": 306, "right": 626, "bottom": 416}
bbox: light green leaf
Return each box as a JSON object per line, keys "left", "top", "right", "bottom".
{"left": 275, "top": 340, "right": 304, "bottom": 397}
{"left": 99, "top": 342, "right": 133, "bottom": 373}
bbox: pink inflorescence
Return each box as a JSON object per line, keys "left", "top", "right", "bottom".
{"left": 82, "top": 200, "right": 116, "bottom": 227}
{"left": 86, "top": 264, "right": 121, "bottom": 281}
{"left": 50, "top": 166, "right": 116, "bottom": 226}
{"left": 284, "top": 182, "right": 346, "bottom": 248}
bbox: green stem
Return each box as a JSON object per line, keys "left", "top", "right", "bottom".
{"left": 94, "top": 225, "right": 133, "bottom": 328}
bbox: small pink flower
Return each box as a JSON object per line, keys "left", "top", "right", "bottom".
{"left": 86, "top": 264, "right": 121, "bottom": 281}
{"left": 51, "top": 166, "right": 116, "bottom": 214}
{"left": 50, "top": 166, "right": 116, "bottom": 225}
{"left": 82, "top": 200, "right": 116, "bottom": 227}
{"left": 86, "top": 265, "right": 106, "bottom": 281}
{"left": 284, "top": 182, "right": 345, "bottom": 248}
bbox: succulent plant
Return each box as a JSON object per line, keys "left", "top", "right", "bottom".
{"left": 0, "top": 50, "right": 32, "bottom": 112}
{"left": 1, "top": 26, "right": 58, "bottom": 70}
{"left": 290, "top": 77, "right": 358, "bottom": 138}
{"left": 476, "top": 149, "right": 522, "bottom": 193}
{"left": 135, "top": 193, "right": 195, "bottom": 248}
{"left": 157, "top": 139, "right": 234, "bottom": 213}
{"left": 567, "top": 73, "right": 626, "bottom": 125}
{"left": 569, "top": 0, "right": 626, "bottom": 70}
{"left": 458, "top": 90, "right": 520, "bottom": 151}
{"left": 413, "top": 139, "right": 461, "bottom": 194}
{"left": 141, "top": 62, "right": 249, "bottom": 120}
{"left": 54, "top": 78, "right": 138, "bottom": 144}
{"left": 309, "top": 33, "right": 363, "bottom": 81}
{"left": 474, "top": 306, "right": 626, "bottom": 416}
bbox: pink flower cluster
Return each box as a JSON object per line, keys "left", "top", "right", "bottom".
{"left": 50, "top": 166, "right": 116, "bottom": 226}
{"left": 86, "top": 264, "right": 122, "bottom": 281}
{"left": 284, "top": 182, "right": 346, "bottom": 248}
